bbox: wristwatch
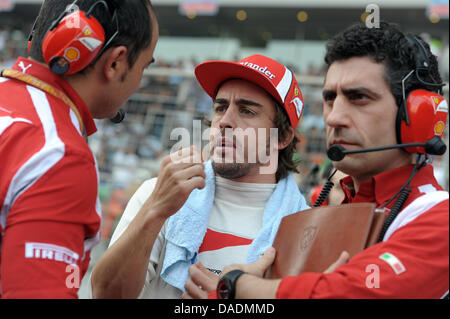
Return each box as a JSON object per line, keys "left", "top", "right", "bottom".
{"left": 216, "top": 269, "right": 246, "bottom": 299}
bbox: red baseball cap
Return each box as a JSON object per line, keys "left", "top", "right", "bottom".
{"left": 195, "top": 54, "right": 304, "bottom": 128}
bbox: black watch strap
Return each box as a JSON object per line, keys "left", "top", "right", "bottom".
{"left": 217, "top": 269, "right": 246, "bottom": 299}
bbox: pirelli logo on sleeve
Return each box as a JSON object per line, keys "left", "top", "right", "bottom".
{"left": 25, "top": 242, "right": 79, "bottom": 265}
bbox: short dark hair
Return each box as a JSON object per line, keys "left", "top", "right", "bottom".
{"left": 273, "top": 101, "right": 299, "bottom": 182}
{"left": 324, "top": 21, "right": 443, "bottom": 108}
{"left": 29, "top": 0, "right": 155, "bottom": 70}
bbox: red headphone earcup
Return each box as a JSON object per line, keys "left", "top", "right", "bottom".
{"left": 400, "top": 89, "right": 448, "bottom": 154}
{"left": 42, "top": 10, "right": 105, "bottom": 75}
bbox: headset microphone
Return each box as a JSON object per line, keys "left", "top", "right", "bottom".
{"left": 110, "top": 109, "right": 125, "bottom": 123}
{"left": 327, "top": 136, "right": 447, "bottom": 162}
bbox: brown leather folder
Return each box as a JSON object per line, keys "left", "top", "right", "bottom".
{"left": 265, "top": 203, "right": 386, "bottom": 279}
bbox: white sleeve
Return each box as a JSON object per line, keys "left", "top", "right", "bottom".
{"left": 109, "top": 177, "right": 158, "bottom": 247}
{"left": 86, "top": 178, "right": 165, "bottom": 299}
{"left": 107, "top": 177, "right": 169, "bottom": 297}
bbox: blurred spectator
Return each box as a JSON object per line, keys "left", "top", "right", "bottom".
{"left": 0, "top": 28, "right": 8, "bottom": 52}
{"left": 111, "top": 146, "right": 140, "bottom": 190}
{"left": 137, "top": 134, "right": 163, "bottom": 159}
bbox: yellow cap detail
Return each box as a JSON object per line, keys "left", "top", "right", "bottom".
{"left": 65, "top": 48, "right": 79, "bottom": 61}
{"left": 434, "top": 121, "right": 445, "bottom": 135}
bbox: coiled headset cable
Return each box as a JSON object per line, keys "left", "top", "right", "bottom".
{"left": 313, "top": 169, "right": 338, "bottom": 207}
{"left": 377, "top": 154, "right": 429, "bottom": 242}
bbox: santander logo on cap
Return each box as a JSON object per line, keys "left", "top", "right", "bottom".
{"left": 238, "top": 55, "right": 304, "bottom": 128}
{"left": 239, "top": 61, "right": 277, "bottom": 80}
{"left": 195, "top": 54, "right": 304, "bottom": 128}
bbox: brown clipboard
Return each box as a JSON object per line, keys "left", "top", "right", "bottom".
{"left": 265, "top": 203, "right": 386, "bottom": 278}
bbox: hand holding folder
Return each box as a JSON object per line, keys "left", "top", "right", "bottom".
{"left": 265, "top": 203, "right": 386, "bottom": 278}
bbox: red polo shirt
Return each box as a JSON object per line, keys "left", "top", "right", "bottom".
{"left": 276, "top": 164, "right": 449, "bottom": 298}
{"left": 0, "top": 57, "right": 101, "bottom": 298}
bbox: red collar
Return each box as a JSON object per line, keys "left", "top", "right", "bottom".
{"left": 340, "top": 164, "right": 442, "bottom": 208}
{"left": 11, "top": 57, "right": 97, "bottom": 136}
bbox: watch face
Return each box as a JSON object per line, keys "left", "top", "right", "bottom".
{"left": 217, "top": 279, "right": 231, "bottom": 299}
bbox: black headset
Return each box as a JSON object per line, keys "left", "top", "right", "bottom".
{"left": 319, "top": 34, "right": 447, "bottom": 238}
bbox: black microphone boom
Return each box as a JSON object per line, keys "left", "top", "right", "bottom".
{"left": 110, "top": 109, "right": 125, "bottom": 124}
{"left": 327, "top": 136, "right": 446, "bottom": 162}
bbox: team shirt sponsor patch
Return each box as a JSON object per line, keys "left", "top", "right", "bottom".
{"left": 379, "top": 252, "right": 406, "bottom": 275}
{"left": 25, "top": 242, "right": 79, "bottom": 265}
{"left": 291, "top": 97, "right": 304, "bottom": 118}
{"left": 435, "top": 99, "right": 448, "bottom": 114}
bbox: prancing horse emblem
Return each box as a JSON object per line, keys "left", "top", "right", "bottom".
{"left": 301, "top": 226, "right": 317, "bottom": 250}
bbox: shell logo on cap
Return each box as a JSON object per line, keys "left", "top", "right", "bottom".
{"left": 434, "top": 121, "right": 445, "bottom": 136}
{"left": 64, "top": 47, "right": 80, "bottom": 62}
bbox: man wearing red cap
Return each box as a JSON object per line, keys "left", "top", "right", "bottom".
{"left": 90, "top": 54, "right": 310, "bottom": 298}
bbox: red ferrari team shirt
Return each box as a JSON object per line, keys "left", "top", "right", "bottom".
{"left": 0, "top": 57, "right": 101, "bottom": 298}
{"left": 277, "top": 164, "right": 449, "bottom": 299}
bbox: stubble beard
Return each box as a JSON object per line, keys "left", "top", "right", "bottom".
{"left": 211, "top": 161, "right": 254, "bottom": 179}
{"left": 211, "top": 135, "right": 273, "bottom": 179}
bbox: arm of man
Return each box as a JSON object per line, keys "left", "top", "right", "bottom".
{"left": 276, "top": 201, "right": 449, "bottom": 299}
{"left": 226, "top": 247, "right": 281, "bottom": 299}
{"left": 222, "top": 201, "right": 448, "bottom": 299}
{"left": 211, "top": 249, "right": 349, "bottom": 299}
{"left": 1, "top": 147, "right": 100, "bottom": 298}
{"left": 91, "top": 147, "right": 206, "bottom": 299}
{"left": 182, "top": 261, "right": 219, "bottom": 299}
{"left": 1, "top": 221, "right": 89, "bottom": 298}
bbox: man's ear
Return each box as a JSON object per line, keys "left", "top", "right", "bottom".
{"left": 101, "top": 46, "right": 128, "bottom": 81}
{"left": 277, "top": 126, "right": 295, "bottom": 151}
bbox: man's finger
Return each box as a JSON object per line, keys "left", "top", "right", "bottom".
{"left": 196, "top": 261, "right": 218, "bottom": 281}
{"left": 181, "top": 292, "right": 193, "bottom": 299}
{"left": 181, "top": 176, "right": 206, "bottom": 192}
{"left": 188, "top": 262, "right": 217, "bottom": 293}
{"left": 248, "top": 247, "right": 276, "bottom": 276}
{"left": 184, "top": 277, "right": 208, "bottom": 299}
{"left": 170, "top": 146, "right": 203, "bottom": 164}
{"left": 324, "top": 251, "right": 350, "bottom": 274}
{"left": 163, "top": 146, "right": 201, "bottom": 166}
{"left": 173, "top": 164, "right": 206, "bottom": 181}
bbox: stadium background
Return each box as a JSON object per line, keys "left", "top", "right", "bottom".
{"left": 1, "top": 0, "right": 448, "bottom": 298}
